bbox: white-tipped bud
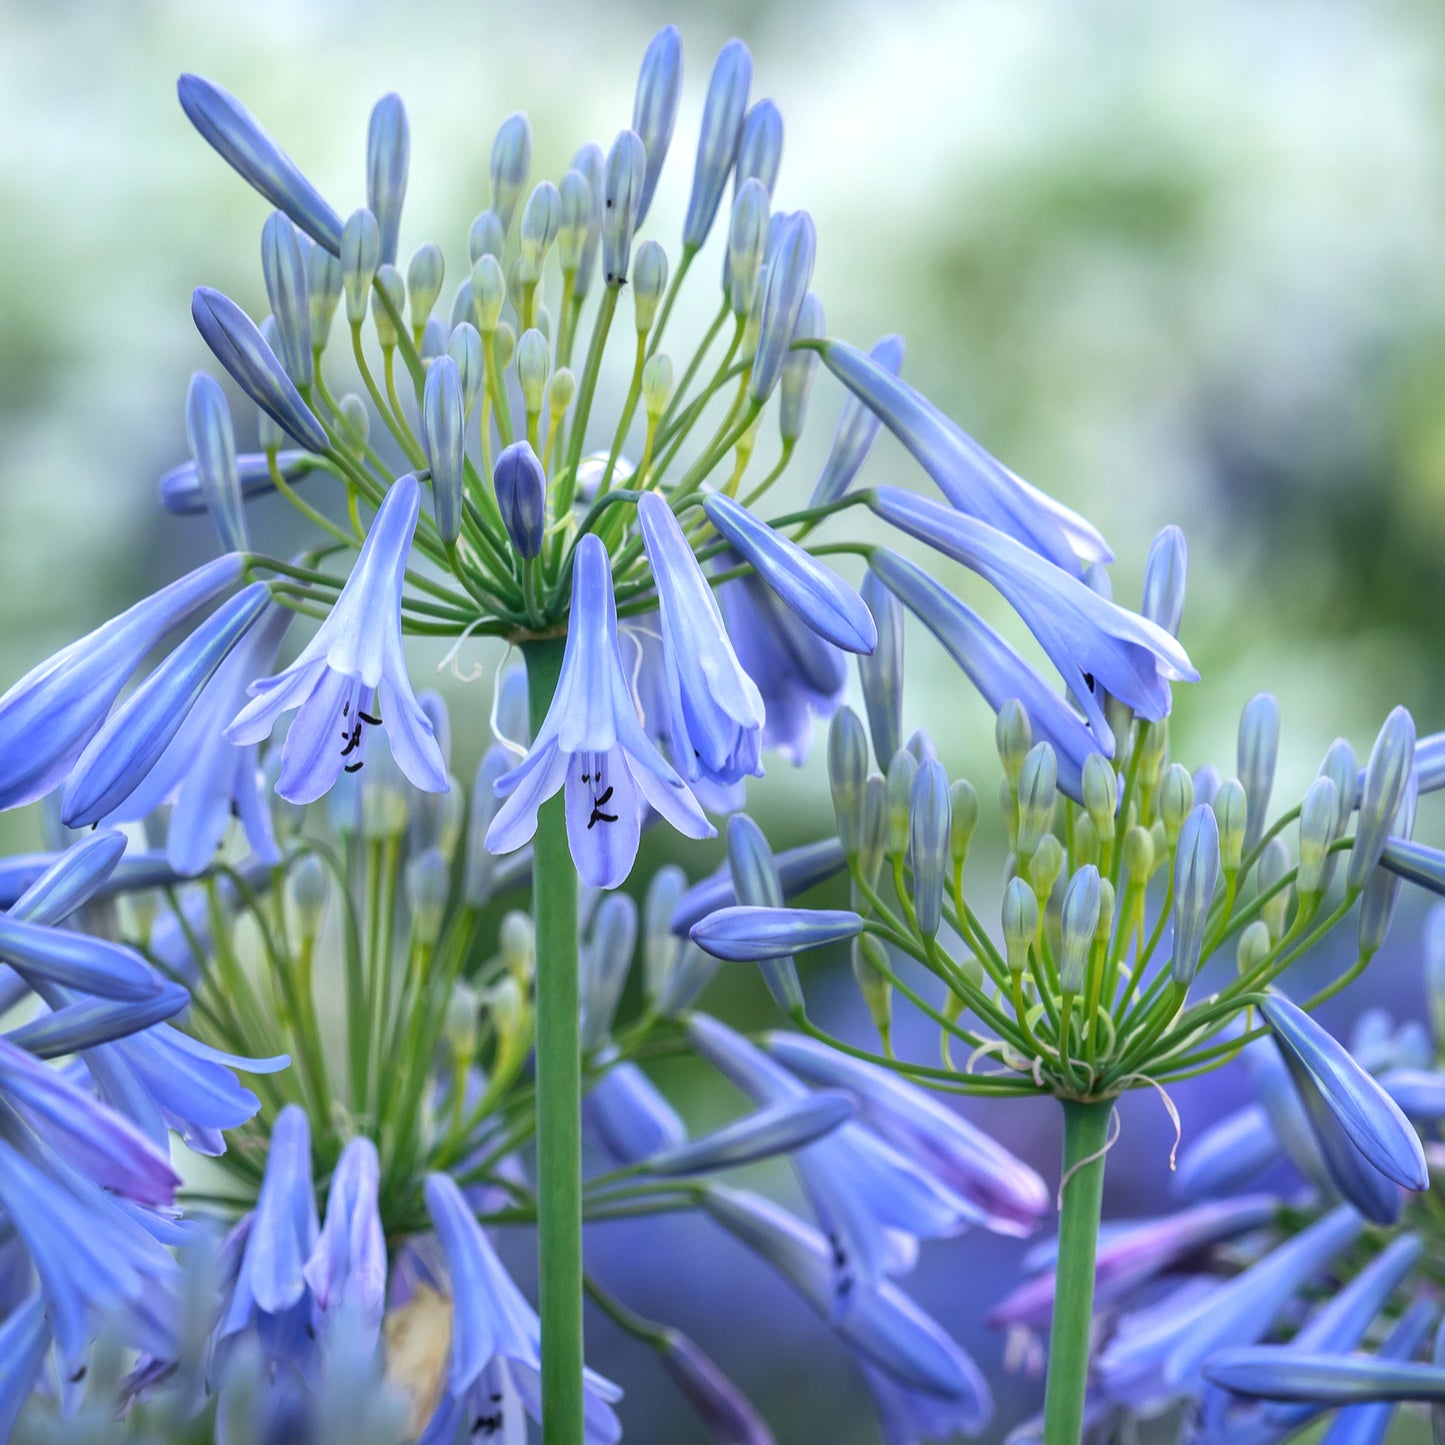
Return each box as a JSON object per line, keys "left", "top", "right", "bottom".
{"left": 1214, "top": 779, "right": 1247, "bottom": 874}
{"left": 406, "top": 242, "right": 445, "bottom": 333}
{"left": 515, "top": 328, "right": 551, "bottom": 417}
{"left": 1059, "top": 865, "right": 1102, "bottom": 995}
{"left": 1297, "top": 775, "right": 1342, "bottom": 898}
{"left": 1002, "top": 876, "right": 1038, "bottom": 975}
{"left": 633, "top": 239, "right": 669, "bottom": 333}
{"left": 641, "top": 354, "right": 674, "bottom": 419}
{"left": 516, "top": 180, "right": 561, "bottom": 286}
{"left": 996, "top": 700, "right": 1032, "bottom": 789}
{"left": 1016, "top": 742, "right": 1058, "bottom": 859}
{"left": 1159, "top": 763, "right": 1194, "bottom": 850}
{"left": 371, "top": 263, "right": 405, "bottom": 347}
{"left": 471, "top": 254, "right": 506, "bottom": 334}
{"left": 1237, "top": 693, "right": 1280, "bottom": 852}
{"left": 490, "top": 113, "right": 533, "bottom": 233}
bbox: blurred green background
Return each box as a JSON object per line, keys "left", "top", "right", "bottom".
{"left": 4, "top": 0, "right": 1445, "bottom": 1439}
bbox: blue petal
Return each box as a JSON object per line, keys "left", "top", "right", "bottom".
{"left": 690, "top": 904, "right": 862, "bottom": 961}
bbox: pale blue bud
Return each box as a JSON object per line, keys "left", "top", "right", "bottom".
{"left": 1159, "top": 763, "right": 1194, "bottom": 849}
{"left": 749, "top": 211, "right": 815, "bottom": 403}
{"left": 648, "top": 1092, "right": 853, "bottom": 1179}
{"left": 909, "top": 759, "right": 951, "bottom": 939}
{"left": 515, "top": 329, "right": 550, "bottom": 417}
{"left": 858, "top": 774, "right": 887, "bottom": 893}
{"left": 885, "top": 749, "right": 917, "bottom": 859}
{"left": 632, "top": 25, "right": 683, "bottom": 225}
{"left": 406, "top": 846, "right": 448, "bottom": 946}
{"left": 1016, "top": 742, "right": 1058, "bottom": 858}
{"left": 471, "top": 253, "right": 506, "bottom": 333}
{"left": 725, "top": 177, "right": 770, "bottom": 317}
{"left": 1172, "top": 805, "right": 1220, "bottom": 986}
{"left": 467, "top": 209, "right": 505, "bottom": 265}
{"left": 1349, "top": 706, "right": 1416, "bottom": 889}
{"left": 580, "top": 892, "right": 638, "bottom": 1050}
{"left": 1215, "top": 778, "right": 1247, "bottom": 874}
{"left": 307, "top": 244, "right": 342, "bottom": 349}
{"left": 371, "top": 263, "right": 405, "bottom": 347}
{"left": 683, "top": 39, "right": 752, "bottom": 250}
{"left": 722, "top": 813, "right": 804, "bottom": 1012}
{"left": 494, "top": 440, "right": 545, "bottom": 559}
{"left": 422, "top": 358, "right": 465, "bottom": 546}
{"left": 1320, "top": 737, "right": 1359, "bottom": 817}
{"left": 996, "top": 699, "right": 1032, "bottom": 787}
{"left": 261, "top": 211, "right": 312, "bottom": 385}
{"left": 490, "top": 112, "right": 532, "bottom": 233}
{"left": 779, "top": 292, "right": 823, "bottom": 442}
{"left": 859, "top": 570, "right": 903, "bottom": 767}
{"left": 184, "top": 373, "right": 248, "bottom": 554}
{"left": 690, "top": 905, "right": 861, "bottom": 963}
{"left": 557, "top": 169, "right": 594, "bottom": 276}
{"left": 1081, "top": 753, "right": 1117, "bottom": 839}
{"left": 1192, "top": 764, "right": 1221, "bottom": 811}
{"left": 1297, "top": 775, "right": 1341, "bottom": 897}
{"left": 1141, "top": 524, "right": 1188, "bottom": 637}
{"left": 570, "top": 144, "right": 605, "bottom": 301}
{"left": 1002, "top": 876, "right": 1037, "bottom": 974}
{"left": 828, "top": 707, "right": 869, "bottom": 857}
{"left": 735, "top": 99, "right": 784, "bottom": 198}
{"left": 446, "top": 322, "right": 484, "bottom": 418}
{"left": 366, "top": 93, "right": 409, "bottom": 265}
{"left": 406, "top": 242, "right": 445, "bottom": 333}
{"left": 1359, "top": 771, "right": 1416, "bottom": 956}
{"left": 1237, "top": 693, "right": 1280, "bottom": 851}
{"left": 1059, "top": 865, "right": 1102, "bottom": 995}
{"left": 341, "top": 208, "right": 381, "bottom": 326}
{"left": 602, "top": 130, "right": 647, "bottom": 286}
{"left": 449, "top": 280, "right": 474, "bottom": 330}
{"left": 419, "top": 315, "right": 447, "bottom": 362}
{"left": 516, "top": 181, "right": 561, "bottom": 286}
{"left": 633, "top": 240, "right": 668, "bottom": 333}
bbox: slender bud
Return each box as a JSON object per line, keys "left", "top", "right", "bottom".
{"left": 569, "top": 144, "right": 605, "bottom": 301}
{"left": 406, "top": 847, "right": 449, "bottom": 947}
{"left": 1237, "top": 693, "right": 1280, "bottom": 852}
{"left": 449, "top": 278, "right": 474, "bottom": 329}
{"left": 909, "top": 760, "right": 951, "bottom": 939}
{"left": 185, "top": 373, "right": 248, "bottom": 553}
{"left": 736, "top": 99, "right": 784, "bottom": 197}
{"left": 1159, "top": 763, "right": 1194, "bottom": 850}
{"left": 1172, "top": 806, "right": 1220, "bottom": 986}
{"left": 1192, "top": 765, "right": 1221, "bottom": 811}
{"left": 499, "top": 910, "right": 535, "bottom": 984}
{"left": 1002, "top": 876, "right": 1038, "bottom": 975}
{"left": 444, "top": 979, "right": 480, "bottom": 1067}
{"left": 1029, "top": 834, "right": 1064, "bottom": 904}
{"left": 510, "top": 182, "right": 559, "bottom": 290}
{"left": 724, "top": 814, "right": 804, "bottom": 1012}
{"left": 780, "top": 292, "right": 824, "bottom": 443}
{"left": 446, "top": 323, "right": 484, "bottom": 418}
{"left": 493, "top": 321, "right": 516, "bottom": 372}
{"left": 515, "top": 328, "right": 550, "bottom": 417}
{"left": 1214, "top": 779, "right": 1247, "bottom": 874}
{"left": 996, "top": 700, "right": 1032, "bottom": 789}
{"left": 341, "top": 208, "right": 381, "bottom": 326}
{"left": 490, "top": 113, "right": 532, "bottom": 233}
{"left": 683, "top": 39, "right": 753, "bottom": 250}
{"left": 549, "top": 367, "right": 578, "bottom": 427}
{"left": 809, "top": 333, "right": 905, "bottom": 507}
{"left": 1081, "top": 753, "right": 1117, "bottom": 841}
{"left": 633, "top": 240, "right": 668, "bottom": 333}
{"left": 1319, "top": 738, "right": 1359, "bottom": 818}
{"left": 406, "top": 242, "right": 444, "bottom": 334}
{"left": 1059, "top": 865, "right": 1102, "bottom": 995}
{"left": 371, "top": 264, "right": 405, "bottom": 347}
{"left": 950, "top": 780, "right": 979, "bottom": 867}
{"left": 641, "top": 354, "right": 673, "bottom": 419}
{"left": 885, "top": 750, "right": 917, "bottom": 860}
{"left": 1297, "top": 776, "right": 1341, "bottom": 898}
{"left": 1349, "top": 706, "right": 1416, "bottom": 889}
{"left": 828, "top": 707, "right": 869, "bottom": 857}
{"left": 1096, "top": 877, "right": 1115, "bottom": 946}
{"left": 1016, "top": 742, "right": 1058, "bottom": 859}
{"left": 602, "top": 130, "right": 647, "bottom": 286}
{"left": 629, "top": 26, "right": 684, "bottom": 227}
{"left": 494, "top": 440, "right": 546, "bottom": 560}
{"left": 338, "top": 393, "right": 369, "bottom": 449}
{"left": 261, "top": 212, "right": 312, "bottom": 385}
{"left": 1072, "top": 814, "right": 1099, "bottom": 870}
{"left": 1123, "top": 824, "right": 1155, "bottom": 886}
{"left": 307, "top": 244, "right": 342, "bottom": 348}
{"left": 750, "top": 211, "right": 815, "bottom": 404}
{"left": 557, "top": 169, "right": 594, "bottom": 280}
{"left": 1141, "top": 524, "right": 1188, "bottom": 636}
{"left": 850, "top": 573, "right": 904, "bottom": 770}
{"left": 725, "top": 178, "right": 769, "bottom": 317}
{"left": 1359, "top": 774, "right": 1417, "bottom": 957}
{"left": 470, "top": 254, "right": 506, "bottom": 335}
{"left": 288, "top": 852, "right": 328, "bottom": 943}
{"left": 422, "top": 361, "right": 465, "bottom": 546}
{"left": 857, "top": 774, "right": 887, "bottom": 894}
{"left": 366, "top": 93, "right": 409, "bottom": 265}
{"left": 1258, "top": 836, "right": 1292, "bottom": 941}
{"left": 1238, "top": 919, "right": 1271, "bottom": 974}
{"left": 1425, "top": 905, "right": 1445, "bottom": 1044}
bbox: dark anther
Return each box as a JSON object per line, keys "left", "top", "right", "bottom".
{"left": 340, "top": 724, "right": 363, "bottom": 758}
{"left": 1082, "top": 672, "right": 1095, "bottom": 692}
{"left": 587, "top": 783, "right": 619, "bottom": 830}
{"left": 70, "top": 1366, "right": 87, "bottom": 1384}
{"left": 344, "top": 761, "right": 364, "bottom": 774}
{"left": 472, "top": 1411, "right": 503, "bottom": 1437}
{"left": 580, "top": 772, "right": 591, "bottom": 783}
{"left": 358, "top": 709, "right": 382, "bottom": 727}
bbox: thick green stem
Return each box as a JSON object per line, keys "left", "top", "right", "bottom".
{"left": 1042, "top": 1098, "right": 1113, "bottom": 1445}
{"left": 525, "top": 637, "right": 584, "bottom": 1445}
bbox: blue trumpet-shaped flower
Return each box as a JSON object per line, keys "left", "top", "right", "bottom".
{"left": 0, "top": 554, "right": 242, "bottom": 812}
{"left": 304, "top": 1136, "right": 386, "bottom": 1348}
{"left": 178, "top": 75, "right": 344, "bottom": 251}
{"left": 485, "top": 534, "right": 714, "bottom": 889}
{"left": 819, "top": 339, "right": 1111, "bottom": 572}
{"left": 870, "top": 486, "right": 1196, "bottom": 731}
{"left": 637, "top": 491, "right": 765, "bottom": 787}
{"left": 422, "top": 1171, "right": 623, "bottom": 1444}
{"left": 228, "top": 474, "right": 447, "bottom": 805}
{"left": 160, "top": 448, "right": 318, "bottom": 515}
{"left": 670, "top": 836, "right": 847, "bottom": 934}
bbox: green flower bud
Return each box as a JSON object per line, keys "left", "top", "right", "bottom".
{"left": 1159, "top": 763, "right": 1194, "bottom": 850}
{"left": 949, "top": 780, "right": 979, "bottom": 867}
{"left": 1123, "top": 824, "right": 1155, "bottom": 885}
{"left": 1016, "top": 742, "right": 1058, "bottom": 859}
{"left": 444, "top": 979, "right": 481, "bottom": 1065}
{"left": 1059, "top": 865, "right": 1102, "bottom": 995}
{"left": 493, "top": 322, "right": 516, "bottom": 372}
{"left": 885, "top": 750, "right": 917, "bottom": 860}
{"left": 828, "top": 707, "right": 869, "bottom": 857}
{"left": 999, "top": 776, "right": 1018, "bottom": 852}
{"left": 1081, "top": 752, "right": 1118, "bottom": 840}
{"left": 515, "top": 328, "right": 550, "bottom": 417}
{"left": 1236, "top": 919, "right": 1272, "bottom": 974}
{"left": 549, "top": 366, "right": 577, "bottom": 422}
{"left": 499, "top": 910, "right": 536, "bottom": 984}
{"left": 1297, "top": 775, "right": 1341, "bottom": 897}
{"left": 1318, "top": 737, "right": 1359, "bottom": 817}
{"left": 1072, "top": 813, "right": 1099, "bottom": 871}
{"left": 556, "top": 168, "right": 594, "bottom": 275}
{"left": 1044, "top": 873, "right": 1066, "bottom": 968}
{"left": 852, "top": 934, "right": 892, "bottom": 1041}
{"left": 1215, "top": 779, "right": 1247, "bottom": 874}
{"left": 1096, "top": 877, "right": 1115, "bottom": 946}
{"left": 338, "top": 392, "right": 370, "bottom": 451}
{"left": 996, "top": 700, "right": 1032, "bottom": 788}
{"left": 633, "top": 239, "right": 668, "bottom": 333}
{"left": 1029, "top": 833, "right": 1064, "bottom": 904}
{"left": 341, "top": 207, "right": 381, "bottom": 326}
{"left": 288, "top": 853, "right": 328, "bottom": 942}
{"left": 641, "top": 354, "right": 674, "bottom": 419}
{"left": 471, "top": 254, "right": 506, "bottom": 334}
{"left": 516, "top": 180, "right": 561, "bottom": 286}
{"left": 1257, "top": 836, "right": 1292, "bottom": 942}
{"left": 909, "top": 760, "right": 951, "bottom": 939}
{"left": 371, "top": 263, "right": 405, "bottom": 347}
{"left": 858, "top": 774, "right": 888, "bottom": 894}
{"left": 407, "top": 242, "right": 445, "bottom": 333}
{"left": 1002, "top": 876, "right": 1038, "bottom": 975}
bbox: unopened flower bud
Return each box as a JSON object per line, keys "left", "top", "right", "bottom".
{"left": 449, "top": 278, "right": 474, "bottom": 329}
{"left": 569, "top": 143, "right": 605, "bottom": 300}
{"left": 1237, "top": 693, "right": 1280, "bottom": 852}
{"left": 490, "top": 113, "right": 532, "bottom": 233}
{"left": 1258, "top": 836, "right": 1292, "bottom": 941}
{"left": 1096, "top": 877, "right": 1115, "bottom": 945}
{"left": 996, "top": 701, "right": 1032, "bottom": 789}
{"left": 499, "top": 909, "right": 535, "bottom": 983}
{"left": 420, "top": 317, "right": 447, "bottom": 360}
{"left": 858, "top": 774, "right": 887, "bottom": 894}
{"left": 580, "top": 892, "right": 638, "bottom": 1050}
{"left": 1319, "top": 738, "right": 1359, "bottom": 818}
{"left": 288, "top": 852, "right": 328, "bottom": 941}
{"left": 1002, "top": 876, "right": 1038, "bottom": 975}
{"left": 736, "top": 99, "right": 784, "bottom": 197}
{"left": 885, "top": 750, "right": 917, "bottom": 860}
{"left": 1123, "top": 824, "right": 1155, "bottom": 885}
{"left": 185, "top": 372, "right": 248, "bottom": 554}
{"left": 1172, "top": 806, "right": 1220, "bottom": 986}
{"left": 1237, "top": 919, "right": 1272, "bottom": 974}
{"left": 470, "top": 254, "right": 506, "bottom": 334}
{"left": 549, "top": 366, "right": 578, "bottom": 423}
{"left": 1081, "top": 752, "right": 1117, "bottom": 840}
{"left": 1214, "top": 779, "right": 1247, "bottom": 874}
{"left": 444, "top": 979, "right": 480, "bottom": 1064}
{"left": 492, "top": 322, "right": 516, "bottom": 371}
{"left": 465, "top": 210, "right": 503, "bottom": 267}
{"left": 1192, "top": 765, "right": 1221, "bottom": 811}
{"left": 1349, "top": 706, "right": 1416, "bottom": 890}
{"left": 337, "top": 392, "right": 369, "bottom": 450}
{"left": 516, "top": 181, "right": 561, "bottom": 286}
{"left": 371, "top": 264, "right": 405, "bottom": 347}
{"left": 341, "top": 208, "right": 381, "bottom": 326}
{"left": 683, "top": 39, "right": 753, "bottom": 251}
{"left": 855, "top": 572, "right": 904, "bottom": 769}
{"left": 949, "top": 780, "right": 979, "bottom": 867}
{"left": 307, "top": 244, "right": 342, "bottom": 349}
{"left": 632, "top": 25, "right": 683, "bottom": 224}
{"left": 1029, "top": 833, "right": 1064, "bottom": 904}
{"left": 422, "top": 360, "right": 465, "bottom": 546}
{"left": 1016, "top": 742, "right": 1058, "bottom": 859}
{"left": 828, "top": 707, "right": 869, "bottom": 857}
{"left": 557, "top": 170, "right": 594, "bottom": 279}
{"left": 360, "top": 746, "right": 408, "bottom": 840}
{"left": 515, "top": 328, "right": 550, "bottom": 417}
{"left": 750, "top": 211, "right": 815, "bottom": 404}
{"left": 366, "top": 93, "right": 409, "bottom": 265}
{"left": 1159, "top": 763, "right": 1194, "bottom": 850}
{"left": 909, "top": 760, "right": 950, "bottom": 939}
{"left": 641, "top": 354, "right": 673, "bottom": 418}
{"left": 633, "top": 240, "right": 668, "bottom": 333}
{"left": 261, "top": 211, "right": 312, "bottom": 385}
{"left": 780, "top": 292, "right": 823, "bottom": 443}
{"left": 1425, "top": 904, "right": 1445, "bottom": 1043}
{"left": 1141, "top": 524, "right": 1188, "bottom": 637}
{"left": 406, "top": 847, "right": 449, "bottom": 946}
{"left": 494, "top": 440, "right": 546, "bottom": 560}
{"left": 852, "top": 934, "right": 892, "bottom": 1041}
{"left": 1297, "top": 775, "right": 1341, "bottom": 898}
{"left": 407, "top": 242, "right": 445, "bottom": 333}
{"left": 446, "top": 323, "right": 484, "bottom": 418}
{"left": 1059, "top": 865, "right": 1102, "bottom": 995}
{"left": 725, "top": 178, "right": 769, "bottom": 317}
{"left": 1359, "top": 774, "right": 1417, "bottom": 957}
{"left": 725, "top": 813, "right": 803, "bottom": 1013}
{"left": 602, "top": 129, "right": 646, "bottom": 286}
{"left": 1072, "top": 813, "right": 1099, "bottom": 870}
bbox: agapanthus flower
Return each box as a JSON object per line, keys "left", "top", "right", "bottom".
{"left": 227, "top": 473, "right": 447, "bottom": 805}
{"left": 486, "top": 533, "right": 714, "bottom": 888}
